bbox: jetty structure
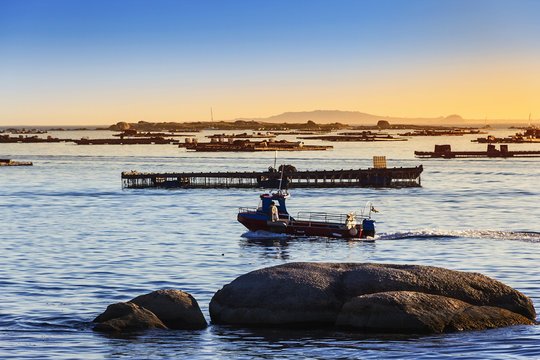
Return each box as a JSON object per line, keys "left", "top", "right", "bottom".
{"left": 415, "top": 144, "right": 540, "bottom": 158}
{"left": 121, "top": 157, "right": 423, "bottom": 189}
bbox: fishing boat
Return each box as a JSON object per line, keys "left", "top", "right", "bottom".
{"left": 237, "top": 191, "right": 376, "bottom": 239}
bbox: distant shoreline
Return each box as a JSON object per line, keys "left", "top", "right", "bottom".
{"left": 0, "top": 121, "right": 531, "bottom": 132}
{"left": 1, "top": 110, "right": 536, "bottom": 129}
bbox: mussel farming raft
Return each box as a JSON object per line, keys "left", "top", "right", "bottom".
{"left": 0, "top": 158, "right": 33, "bottom": 166}
{"left": 121, "top": 165, "right": 423, "bottom": 189}
{"left": 415, "top": 144, "right": 540, "bottom": 158}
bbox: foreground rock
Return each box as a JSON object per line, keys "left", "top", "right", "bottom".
{"left": 93, "top": 302, "right": 167, "bottom": 332}
{"left": 209, "top": 263, "right": 535, "bottom": 333}
{"left": 94, "top": 289, "right": 207, "bottom": 332}
{"left": 336, "top": 291, "right": 532, "bottom": 333}
{"left": 130, "top": 289, "right": 207, "bottom": 330}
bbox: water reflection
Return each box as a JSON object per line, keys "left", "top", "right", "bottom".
{"left": 239, "top": 238, "right": 291, "bottom": 260}
{"left": 239, "top": 235, "right": 377, "bottom": 261}
{"left": 2, "top": 133, "right": 540, "bottom": 359}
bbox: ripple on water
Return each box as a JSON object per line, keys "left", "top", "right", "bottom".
{"left": 0, "top": 141, "right": 539, "bottom": 359}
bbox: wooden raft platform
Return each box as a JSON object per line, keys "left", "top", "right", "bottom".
{"left": 74, "top": 137, "right": 175, "bottom": 145}
{"left": 121, "top": 165, "right": 423, "bottom": 189}
{"left": 180, "top": 139, "right": 332, "bottom": 151}
{"left": 0, "top": 158, "right": 33, "bottom": 166}
{"left": 415, "top": 144, "right": 540, "bottom": 158}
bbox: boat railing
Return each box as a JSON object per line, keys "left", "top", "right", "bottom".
{"left": 295, "top": 211, "right": 365, "bottom": 224}
{"left": 238, "top": 207, "right": 293, "bottom": 222}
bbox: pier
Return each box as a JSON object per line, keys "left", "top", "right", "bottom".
{"left": 121, "top": 164, "right": 423, "bottom": 189}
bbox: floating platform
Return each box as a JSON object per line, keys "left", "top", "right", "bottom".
{"left": 472, "top": 137, "right": 540, "bottom": 144}
{"left": 297, "top": 132, "right": 407, "bottom": 142}
{"left": 0, "top": 158, "right": 33, "bottom": 166}
{"left": 121, "top": 164, "right": 423, "bottom": 189}
{"left": 399, "top": 129, "right": 484, "bottom": 136}
{"left": 415, "top": 144, "right": 540, "bottom": 158}
{"left": 113, "top": 131, "right": 197, "bottom": 137}
{"left": 0, "top": 135, "right": 65, "bottom": 143}
{"left": 472, "top": 126, "right": 540, "bottom": 143}
{"left": 181, "top": 139, "right": 332, "bottom": 151}
{"left": 205, "top": 132, "right": 277, "bottom": 139}
{"left": 74, "top": 137, "right": 175, "bottom": 145}
{"left": 270, "top": 131, "right": 331, "bottom": 135}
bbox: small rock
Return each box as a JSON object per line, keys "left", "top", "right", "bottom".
{"left": 93, "top": 302, "right": 167, "bottom": 332}
{"left": 130, "top": 289, "right": 207, "bottom": 329}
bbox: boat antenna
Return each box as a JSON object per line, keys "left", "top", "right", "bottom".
{"left": 279, "top": 164, "right": 285, "bottom": 192}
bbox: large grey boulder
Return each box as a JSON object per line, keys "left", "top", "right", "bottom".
{"left": 130, "top": 289, "right": 207, "bottom": 329}
{"left": 93, "top": 302, "right": 167, "bottom": 332}
{"left": 93, "top": 289, "right": 207, "bottom": 332}
{"left": 209, "top": 262, "right": 535, "bottom": 333}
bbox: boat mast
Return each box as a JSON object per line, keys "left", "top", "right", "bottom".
{"left": 210, "top": 107, "right": 214, "bottom": 122}
{"left": 279, "top": 164, "right": 285, "bottom": 191}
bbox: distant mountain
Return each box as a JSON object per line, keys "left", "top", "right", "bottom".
{"left": 239, "top": 110, "right": 470, "bottom": 126}
{"left": 265, "top": 110, "right": 382, "bottom": 123}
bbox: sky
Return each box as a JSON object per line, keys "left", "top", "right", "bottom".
{"left": 1, "top": 0, "right": 540, "bottom": 126}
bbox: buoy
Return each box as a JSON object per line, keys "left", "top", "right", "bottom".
{"left": 349, "top": 228, "right": 358, "bottom": 236}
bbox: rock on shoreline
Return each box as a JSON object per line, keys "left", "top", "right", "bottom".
{"left": 209, "top": 262, "right": 535, "bottom": 333}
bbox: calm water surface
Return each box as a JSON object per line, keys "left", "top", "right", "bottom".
{"left": 0, "top": 130, "right": 539, "bottom": 359}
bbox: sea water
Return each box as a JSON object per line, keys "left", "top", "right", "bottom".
{"left": 0, "top": 129, "right": 539, "bottom": 359}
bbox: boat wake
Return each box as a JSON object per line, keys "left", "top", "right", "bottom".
{"left": 377, "top": 229, "right": 540, "bottom": 242}
{"left": 241, "top": 229, "right": 540, "bottom": 243}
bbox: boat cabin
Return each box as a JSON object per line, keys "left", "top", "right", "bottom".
{"left": 257, "top": 192, "right": 291, "bottom": 219}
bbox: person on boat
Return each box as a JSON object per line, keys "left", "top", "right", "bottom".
{"left": 345, "top": 213, "right": 356, "bottom": 229}
{"left": 269, "top": 201, "right": 279, "bottom": 222}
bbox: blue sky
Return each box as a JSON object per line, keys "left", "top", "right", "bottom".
{"left": 1, "top": 0, "right": 540, "bottom": 125}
